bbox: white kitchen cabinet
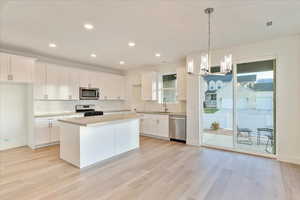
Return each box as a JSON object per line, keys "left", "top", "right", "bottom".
{"left": 156, "top": 115, "right": 169, "bottom": 138}
{"left": 0, "top": 53, "right": 34, "bottom": 83}
{"left": 33, "top": 62, "right": 47, "bottom": 99}
{"left": 140, "top": 114, "right": 157, "bottom": 135}
{"left": 100, "top": 73, "right": 125, "bottom": 100}
{"left": 50, "top": 120, "right": 60, "bottom": 142}
{"left": 33, "top": 62, "right": 126, "bottom": 100}
{"left": 46, "top": 64, "right": 64, "bottom": 100}
{"left": 0, "top": 53, "right": 9, "bottom": 81}
{"left": 141, "top": 72, "right": 157, "bottom": 101}
{"left": 140, "top": 114, "right": 169, "bottom": 138}
{"left": 35, "top": 118, "right": 51, "bottom": 146}
{"left": 34, "top": 63, "right": 80, "bottom": 100}
{"left": 10, "top": 55, "right": 34, "bottom": 82}
{"left": 176, "top": 67, "right": 187, "bottom": 101}
{"left": 34, "top": 118, "right": 61, "bottom": 147}
{"left": 79, "top": 70, "right": 92, "bottom": 88}
{"left": 68, "top": 68, "right": 80, "bottom": 100}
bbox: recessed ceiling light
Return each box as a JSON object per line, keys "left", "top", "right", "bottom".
{"left": 128, "top": 42, "right": 136, "bottom": 47}
{"left": 266, "top": 21, "right": 273, "bottom": 27}
{"left": 49, "top": 43, "right": 57, "bottom": 48}
{"left": 120, "top": 61, "right": 125, "bottom": 65}
{"left": 84, "top": 23, "right": 94, "bottom": 30}
{"left": 155, "top": 53, "right": 161, "bottom": 57}
{"left": 90, "top": 53, "right": 97, "bottom": 58}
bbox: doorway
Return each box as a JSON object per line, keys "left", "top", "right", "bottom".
{"left": 201, "top": 59, "right": 276, "bottom": 155}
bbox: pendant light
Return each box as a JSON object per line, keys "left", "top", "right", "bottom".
{"left": 188, "top": 8, "right": 232, "bottom": 76}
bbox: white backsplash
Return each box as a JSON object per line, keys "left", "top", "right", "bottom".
{"left": 34, "top": 100, "right": 129, "bottom": 114}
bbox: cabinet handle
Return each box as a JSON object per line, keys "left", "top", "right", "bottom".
{"left": 44, "top": 94, "right": 48, "bottom": 99}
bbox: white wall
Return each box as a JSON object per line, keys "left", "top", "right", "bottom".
{"left": 34, "top": 100, "right": 129, "bottom": 115}
{"left": 0, "top": 83, "right": 32, "bottom": 150}
{"left": 125, "top": 64, "right": 186, "bottom": 113}
{"left": 187, "top": 35, "right": 300, "bottom": 164}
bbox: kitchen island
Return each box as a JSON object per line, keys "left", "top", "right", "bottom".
{"left": 58, "top": 113, "right": 140, "bottom": 168}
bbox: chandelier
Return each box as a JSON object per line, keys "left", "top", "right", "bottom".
{"left": 188, "top": 8, "right": 232, "bottom": 76}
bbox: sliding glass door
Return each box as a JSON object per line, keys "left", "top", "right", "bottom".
{"left": 236, "top": 60, "right": 275, "bottom": 154}
{"left": 201, "top": 59, "right": 276, "bottom": 155}
{"left": 201, "top": 73, "right": 234, "bottom": 149}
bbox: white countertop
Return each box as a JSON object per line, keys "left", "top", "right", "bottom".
{"left": 58, "top": 113, "right": 140, "bottom": 127}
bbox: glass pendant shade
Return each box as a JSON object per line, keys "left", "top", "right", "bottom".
{"left": 200, "top": 54, "right": 209, "bottom": 74}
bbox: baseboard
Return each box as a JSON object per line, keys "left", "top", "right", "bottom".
{"left": 140, "top": 133, "right": 170, "bottom": 141}
{"left": 277, "top": 155, "right": 300, "bottom": 165}
{"left": 33, "top": 141, "right": 60, "bottom": 149}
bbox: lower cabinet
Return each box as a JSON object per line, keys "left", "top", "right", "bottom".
{"left": 34, "top": 114, "right": 84, "bottom": 148}
{"left": 140, "top": 114, "right": 169, "bottom": 138}
{"left": 35, "top": 118, "right": 60, "bottom": 147}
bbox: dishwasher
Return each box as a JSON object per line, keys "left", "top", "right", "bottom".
{"left": 169, "top": 115, "right": 186, "bottom": 143}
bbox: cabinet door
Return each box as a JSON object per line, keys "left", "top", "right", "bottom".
{"left": 156, "top": 115, "right": 169, "bottom": 138}
{"left": 141, "top": 114, "right": 157, "bottom": 135}
{"left": 107, "top": 74, "right": 125, "bottom": 100}
{"left": 46, "top": 64, "right": 61, "bottom": 99}
{"left": 57, "top": 66, "right": 69, "bottom": 100}
{"left": 50, "top": 120, "right": 60, "bottom": 142}
{"left": 176, "top": 67, "right": 187, "bottom": 101}
{"left": 0, "top": 53, "right": 9, "bottom": 81}
{"left": 79, "top": 70, "right": 91, "bottom": 88}
{"left": 35, "top": 119, "right": 51, "bottom": 145}
{"left": 68, "top": 68, "right": 80, "bottom": 100}
{"left": 10, "top": 55, "right": 34, "bottom": 83}
{"left": 33, "top": 62, "right": 47, "bottom": 99}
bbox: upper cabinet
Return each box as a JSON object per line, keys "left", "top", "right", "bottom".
{"left": 141, "top": 72, "right": 157, "bottom": 101}
{"left": 0, "top": 53, "right": 35, "bottom": 83}
{"left": 176, "top": 67, "right": 187, "bottom": 101}
{"left": 33, "top": 61, "right": 126, "bottom": 101}
{"left": 34, "top": 63, "right": 81, "bottom": 100}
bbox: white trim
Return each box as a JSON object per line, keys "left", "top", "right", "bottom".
{"left": 277, "top": 155, "right": 300, "bottom": 165}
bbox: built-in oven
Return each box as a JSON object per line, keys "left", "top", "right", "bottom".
{"left": 79, "top": 87, "right": 100, "bottom": 100}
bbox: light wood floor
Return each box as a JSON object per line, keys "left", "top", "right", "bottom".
{"left": 1, "top": 136, "right": 300, "bottom": 200}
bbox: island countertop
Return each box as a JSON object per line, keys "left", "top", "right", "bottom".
{"left": 58, "top": 113, "right": 140, "bottom": 127}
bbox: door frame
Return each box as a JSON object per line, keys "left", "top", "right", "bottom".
{"left": 201, "top": 54, "right": 277, "bottom": 157}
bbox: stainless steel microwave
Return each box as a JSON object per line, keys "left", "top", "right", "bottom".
{"left": 79, "top": 87, "right": 100, "bottom": 100}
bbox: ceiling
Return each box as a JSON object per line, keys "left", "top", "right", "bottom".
{"left": 1, "top": 0, "right": 300, "bottom": 70}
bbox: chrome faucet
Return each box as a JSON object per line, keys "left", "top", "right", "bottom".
{"left": 163, "top": 98, "right": 168, "bottom": 112}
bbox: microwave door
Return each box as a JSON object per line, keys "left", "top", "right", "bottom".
{"left": 80, "top": 88, "right": 99, "bottom": 100}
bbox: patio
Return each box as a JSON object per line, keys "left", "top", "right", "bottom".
{"left": 203, "top": 128, "right": 274, "bottom": 155}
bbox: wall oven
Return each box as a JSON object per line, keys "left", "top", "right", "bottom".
{"left": 79, "top": 87, "right": 100, "bottom": 100}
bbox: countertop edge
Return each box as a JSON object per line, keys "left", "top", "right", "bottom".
{"left": 58, "top": 116, "right": 140, "bottom": 127}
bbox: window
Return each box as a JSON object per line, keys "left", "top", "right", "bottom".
{"left": 209, "top": 80, "right": 216, "bottom": 90}
{"left": 216, "top": 80, "right": 223, "bottom": 89}
{"left": 159, "top": 74, "right": 177, "bottom": 103}
{"left": 211, "top": 94, "right": 217, "bottom": 100}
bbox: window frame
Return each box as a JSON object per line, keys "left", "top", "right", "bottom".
{"left": 158, "top": 73, "right": 178, "bottom": 104}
